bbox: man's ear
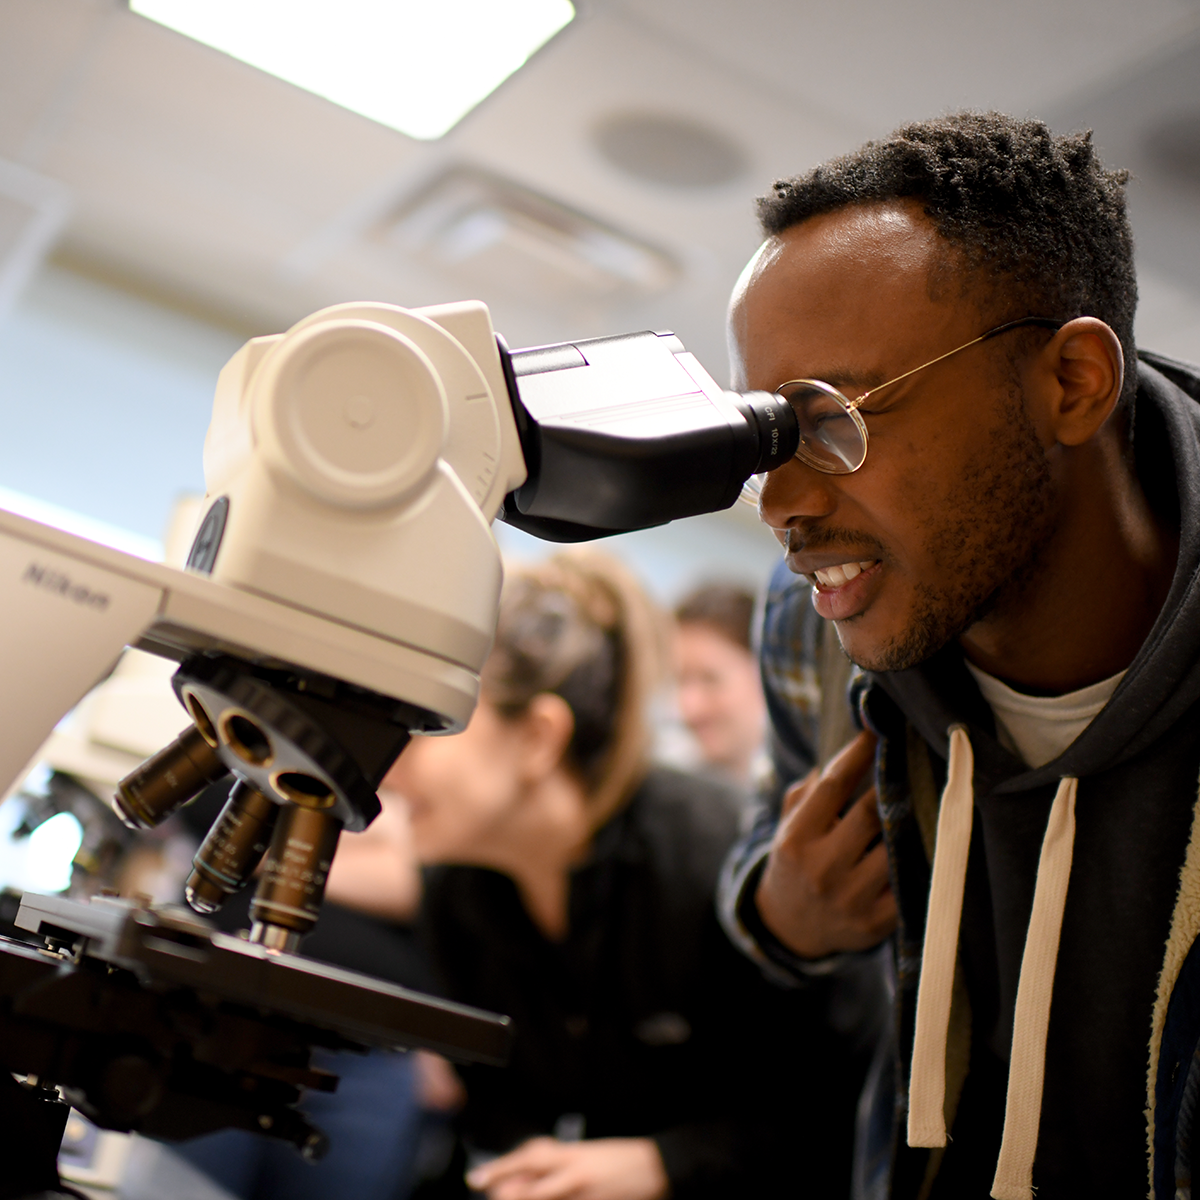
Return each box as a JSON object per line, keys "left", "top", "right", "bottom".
{"left": 517, "top": 692, "right": 575, "bottom": 784}
{"left": 1040, "top": 317, "right": 1125, "bottom": 447}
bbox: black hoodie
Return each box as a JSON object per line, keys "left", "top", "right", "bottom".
{"left": 866, "top": 352, "right": 1200, "bottom": 1199}
{"left": 723, "top": 352, "right": 1200, "bottom": 1199}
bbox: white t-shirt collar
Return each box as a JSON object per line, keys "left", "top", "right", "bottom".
{"left": 964, "top": 661, "right": 1126, "bottom": 769}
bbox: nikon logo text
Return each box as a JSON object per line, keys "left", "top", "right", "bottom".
{"left": 22, "top": 562, "right": 110, "bottom": 611}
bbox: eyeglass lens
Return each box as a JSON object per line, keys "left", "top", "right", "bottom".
{"left": 737, "top": 379, "right": 869, "bottom": 505}
{"left": 777, "top": 381, "right": 866, "bottom": 473}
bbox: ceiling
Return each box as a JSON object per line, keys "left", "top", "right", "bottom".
{"left": 2, "top": 0, "right": 1199, "bottom": 380}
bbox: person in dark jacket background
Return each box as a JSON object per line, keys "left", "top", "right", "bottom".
{"left": 721, "top": 110, "right": 1200, "bottom": 1199}
{"left": 386, "top": 550, "right": 873, "bottom": 1200}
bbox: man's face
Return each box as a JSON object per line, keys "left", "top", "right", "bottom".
{"left": 729, "top": 201, "right": 1057, "bottom": 671}
{"left": 673, "top": 621, "right": 765, "bottom": 775}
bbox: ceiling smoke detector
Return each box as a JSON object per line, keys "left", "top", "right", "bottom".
{"left": 1144, "top": 112, "right": 1200, "bottom": 190}
{"left": 378, "top": 166, "right": 678, "bottom": 302}
{"left": 592, "top": 112, "right": 749, "bottom": 188}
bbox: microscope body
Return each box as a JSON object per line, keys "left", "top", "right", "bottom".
{"left": 0, "top": 296, "right": 799, "bottom": 1159}
{"left": 4, "top": 297, "right": 797, "bottom": 945}
{"left": 195, "top": 299, "right": 526, "bottom": 732}
{"left": 1, "top": 292, "right": 800, "bottom": 923}
{"left": 129, "top": 300, "right": 539, "bottom": 945}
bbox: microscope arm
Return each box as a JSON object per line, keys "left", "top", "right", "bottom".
{"left": 0, "top": 503, "right": 479, "bottom": 814}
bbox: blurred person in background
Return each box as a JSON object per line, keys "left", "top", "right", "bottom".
{"left": 388, "top": 550, "right": 870, "bottom": 1200}
{"left": 672, "top": 583, "right": 767, "bottom": 794}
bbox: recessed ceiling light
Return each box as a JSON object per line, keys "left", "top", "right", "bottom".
{"left": 129, "top": 0, "right": 575, "bottom": 141}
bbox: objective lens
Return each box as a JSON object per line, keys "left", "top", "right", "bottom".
{"left": 272, "top": 771, "right": 336, "bottom": 809}
{"left": 248, "top": 806, "right": 342, "bottom": 953}
{"left": 113, "top": 725, "right": 228, "bottom": 831}
{"left": 185, "top": 781, "right": 280, "bottom": 915}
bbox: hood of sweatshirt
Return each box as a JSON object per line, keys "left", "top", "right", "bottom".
{"left": 874, "top": 352, "right": 1200, "bottom": 793}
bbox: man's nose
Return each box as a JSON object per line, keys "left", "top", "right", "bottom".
{"left": 758, "top": 459, "right": 838, "bottom": 531}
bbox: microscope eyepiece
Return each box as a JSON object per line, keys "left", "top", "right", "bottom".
{"left": 112, "top": 725, "right": 229, "bottom": 832}
{"left": 729, "top": 388, "right": 800, "bottom": 475}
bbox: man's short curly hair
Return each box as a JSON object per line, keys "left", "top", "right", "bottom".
{"left": 758, "top": 112, "right": 1138, "bottom": 406}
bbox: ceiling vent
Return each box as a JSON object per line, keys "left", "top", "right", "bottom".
{"left": 593, "top": 111, "right": 748, "bottom": 188}
{"left": 0, "top": 158, "right": 71, "bottom": 320}
{"left": 376, "top": 166, "right": 678, "bottom": 304}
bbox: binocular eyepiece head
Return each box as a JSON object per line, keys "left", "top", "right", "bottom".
{"left": 499, "top": 330, "right": 798, "bottom": 543}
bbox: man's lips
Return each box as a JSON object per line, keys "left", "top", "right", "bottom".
{"left": 793, "top": 555, "right": 884, "bottom": 621}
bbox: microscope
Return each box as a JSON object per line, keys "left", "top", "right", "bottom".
{"left": 0, "top": 299, "right": 798, "bottom": 1195}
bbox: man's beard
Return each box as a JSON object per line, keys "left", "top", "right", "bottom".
{"left": 840, "top": 386, "right": 1056, "bottom": 673}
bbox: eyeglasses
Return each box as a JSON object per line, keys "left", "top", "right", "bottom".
{"left": 738, "top": 316, "right": 1063, "bottom": 504}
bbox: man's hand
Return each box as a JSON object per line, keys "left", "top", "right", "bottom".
{"left": 466, "top": 1137, "right": 669, "bottom": 1200}
{"left": 755, "top": 729, "right": 897, "bottom": 959}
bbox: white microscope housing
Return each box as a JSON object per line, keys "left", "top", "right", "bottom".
{"left": 193, "top": 299, "right": 527, "bottom": 733}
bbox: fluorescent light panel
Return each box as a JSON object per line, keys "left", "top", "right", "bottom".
{"left": 130, "top": 0, "right": 575, "bottom": 140}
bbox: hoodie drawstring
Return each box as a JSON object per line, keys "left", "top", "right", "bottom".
{"left": 991, "top": 773, "right": 1077, "bottom": 1200}
{"left": 906, "top": 726, "right": 1079, "bottom": 1200}
{"left": 908, "top": 725, "right": 975, "bottom": 1147}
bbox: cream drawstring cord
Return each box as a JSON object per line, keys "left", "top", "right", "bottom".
{"left": 991, "top": 774, "right": 1077, "bottom": 1200}
{"left": 908, "top": 725, "right": 974, "bottom": 1148}
{"left": 905, "top": 726, "right": 1079, "bottom": 1200}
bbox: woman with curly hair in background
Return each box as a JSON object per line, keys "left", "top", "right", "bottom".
{"left": 387, "top": 551, "right": 869, "bottom": 1200}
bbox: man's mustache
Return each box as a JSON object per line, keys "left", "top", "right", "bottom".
{"left": 782, "top": 523, "right": 886, "bottom": 560}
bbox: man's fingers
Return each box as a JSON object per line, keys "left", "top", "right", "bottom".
{"left": 854, "top": 880, "right": 899, "bottom": 946}
{"left": 868, "top": 886, "right": 899, "bottom": 938}
{"left": 842, "top": 841, "right": 892, "bottom": 909}
{"left": 779, "top": 766, "right": 819, "bottom": 818}
{"left": 826, "top": 786, "right": 883, "bottom": 873}
{"left": 783, "top": 730, "right": 877, "bottom": 840}
{"left": 818, "top": 727, "right": 877, "bottom": 792}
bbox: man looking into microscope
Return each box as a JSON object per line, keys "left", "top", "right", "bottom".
{"left": 720, "top": 113, "right": 1200, "bottom": 1198}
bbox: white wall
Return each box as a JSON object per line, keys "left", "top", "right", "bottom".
{"left": 0, "top": 265, "right": 242, "bottom": 544}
